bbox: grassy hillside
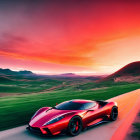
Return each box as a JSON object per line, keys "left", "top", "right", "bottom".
{"left": 0, "top": 75, "right": 97, "bottom": 96}
{"left": 0, "top": 78, "right": 62, "bottom": 94}
{"left": 0, "top": 82, "right": 140, "bottom": 131}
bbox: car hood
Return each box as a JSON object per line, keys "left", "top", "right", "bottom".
{"left": 29, "top": 109, "right": 80, "bottom": 127}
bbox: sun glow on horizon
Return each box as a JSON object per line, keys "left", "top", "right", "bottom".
{"left": 0, "top": 1, "right": 140, "bottom": 74}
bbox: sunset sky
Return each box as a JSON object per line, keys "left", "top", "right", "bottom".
{"left": 0, "top": 0, "right": 140, "bottom": 75}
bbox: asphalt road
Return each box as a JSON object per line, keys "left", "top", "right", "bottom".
{"left": 0, "top": 89, "right": 140, "bottom": 140}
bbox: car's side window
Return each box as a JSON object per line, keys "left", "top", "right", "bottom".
{"left": 82, "top": 102, "right": 96, "bottom": 110}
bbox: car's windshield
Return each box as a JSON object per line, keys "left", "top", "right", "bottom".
{"left": 55, "top": 101, "right": 96, "bottom": 110}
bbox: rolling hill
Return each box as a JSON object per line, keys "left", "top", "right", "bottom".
{"left": 101, "top": 61, "right": 140, "bottom": 83}
{"left": 0, "top": 68, "right": 102, "bottom": 96}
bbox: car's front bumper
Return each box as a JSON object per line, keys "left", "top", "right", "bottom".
{"left": 27, "top": 119, "right": 68, "bottom": 136}
{"left": 28, "top": 114, "right": 74, "bottom": 135}
{"left": 27, "top": 125, "right": 52, "bottom": 135}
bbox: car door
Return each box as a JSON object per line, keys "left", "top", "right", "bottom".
{"left": 82, "top": 103, "right": 103, "bottom": 127}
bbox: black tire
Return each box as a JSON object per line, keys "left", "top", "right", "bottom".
{"left": 67, "top": 116, "right": 83, "bottom": 136}
{"left": 110, "top": 106, "right": 118, "bottom": 121}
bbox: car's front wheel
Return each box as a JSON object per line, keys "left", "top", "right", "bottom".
{"left": 67, "top": 116, "right": 83, "bottom": 136}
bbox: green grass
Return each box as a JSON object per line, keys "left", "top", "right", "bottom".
{"left": 0, "top": 78, "right": 63, "bottom": 93}
{"left": 133, "top": 123, "right": 140, "bottom": 131}
{"left": 131, "top": 132, "right": 140, "bottom": 139}
{"left": 0, "top": 76, "right": 95, "bottom": 94}
{"left": 0, "top": 82, "right": 140, "bottom": 131}
{"left": 131, "top": 112, "right": 140, "bottom": 139}
{"left": 74, "top": 81, "right": 130, "bottom": 90}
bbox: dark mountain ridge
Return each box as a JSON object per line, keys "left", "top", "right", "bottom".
{"left": 0, "top": 68, "right": 33, "bottom": 76}
{"left": 100, "top": 61, "right": 140, "bottom": 82}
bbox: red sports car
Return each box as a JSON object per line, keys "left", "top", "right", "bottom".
{"left": 27, "top": 99, "right": 118, "bottom": 136}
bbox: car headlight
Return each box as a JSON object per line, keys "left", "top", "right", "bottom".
{"left": 43, "top": 115, "right": 64, "bottom": 126}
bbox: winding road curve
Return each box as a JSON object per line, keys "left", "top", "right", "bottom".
{"left": 0, "top": 89, "right": 140, "bottom": 140}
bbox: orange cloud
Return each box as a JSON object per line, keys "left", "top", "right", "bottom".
{"left": 0, "top": 1, "right": 140, "bottom": 74}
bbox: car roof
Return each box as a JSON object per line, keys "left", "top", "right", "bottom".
{"left": 70, "top": 99, "right": 95, "bottom": 104}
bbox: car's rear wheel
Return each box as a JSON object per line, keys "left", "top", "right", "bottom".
{"left": 110, "top": 106, "right": 118, "bottom": 121}
{"left": 67, "top": 116, "right": 83, "bottom": 136}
